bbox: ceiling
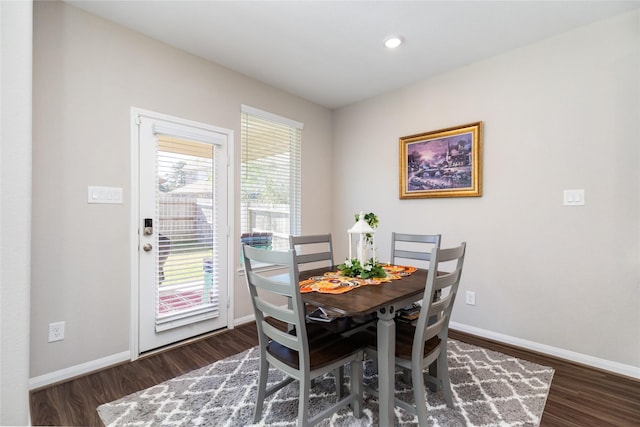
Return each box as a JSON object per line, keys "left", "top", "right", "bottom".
{"left": 66, "top": 1, "right": 640, "bottom": 109}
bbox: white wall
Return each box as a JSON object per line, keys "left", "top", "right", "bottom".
{"left": 0, "top": 0, "right": 32, "bottom": 424}
{"left": 332, "top": 11, "right": 640, "bottom": 371}
{"left": 31, "top": 1, "right": 332, "bottom": 380}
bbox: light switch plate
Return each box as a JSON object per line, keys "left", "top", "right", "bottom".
{"left": 563, "top": 189, "right": 585, "bottom": 206}
{"left": 88, "top": 186, "right": 123, "bottom": 204}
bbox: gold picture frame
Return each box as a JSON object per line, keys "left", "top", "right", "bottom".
{"left": 399, "top": 122, "right": 482, "bottom": 199}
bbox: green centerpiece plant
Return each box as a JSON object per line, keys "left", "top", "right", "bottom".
{"left": 338, "top": 257, "right": 386, "bottom": 279}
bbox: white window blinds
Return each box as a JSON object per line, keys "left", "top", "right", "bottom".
{"left": 240, "top": 105, "right": 302, "bottom": 252}
{"left": 155, "top": 136, "right": 219, "bottom": 330}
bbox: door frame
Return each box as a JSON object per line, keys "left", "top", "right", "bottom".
{"left": 129, "top": 107, "right": 235, "bottom": 359}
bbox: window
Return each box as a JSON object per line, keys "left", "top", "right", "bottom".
{"left": 240, "top": 105, "right": 302, "bottom": 252}
{"left": 154, "top": 135, "right": 220, "bottom": 329}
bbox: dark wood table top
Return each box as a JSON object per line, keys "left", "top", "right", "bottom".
{"left": 299, "top": 267, "right": 428, "bottom": 317}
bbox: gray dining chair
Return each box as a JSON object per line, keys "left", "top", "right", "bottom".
{"left": 355, "top": 242, "right": 466, "bottom": 426}
{"left": 242, "top": 244, "right": 364, "bottom": 427}
{"left": 289, "top": 233, "right": 342, "bottom": 323}
{"left": 390, "top": 232, "right": 442, "bottom": 267}
{"left": 289, "top": 233, "right": 334, "bottom": 320}
{"left": 390, "top": 232, "right": 443, "bottom": 382}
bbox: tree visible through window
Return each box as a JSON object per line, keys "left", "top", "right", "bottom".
{"left": 240, "top": 105, "right": 302, "bottom": 252}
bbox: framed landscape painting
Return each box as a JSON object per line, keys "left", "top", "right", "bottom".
{"left": 399, "top": 122, "right": 482, "bottom": 199}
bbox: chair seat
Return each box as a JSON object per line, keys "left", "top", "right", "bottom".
{"left": 395, "top": 322, "right": 441, "bottom": 360}
{"left": 268, "top": 332, "right": 364, "bottom": 370}
{"left": 354, "top": 324, "right": 441, "bottom": 360}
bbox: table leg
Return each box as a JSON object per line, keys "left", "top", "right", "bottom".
{"left": 377, "top": 306, "right": 396, "bottom": 427}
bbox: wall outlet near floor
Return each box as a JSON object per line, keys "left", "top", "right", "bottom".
{"left": 48, "top": 321, "right": 65, "bottom": 342}
{"left": 465, "top": 291, "right": 476, "bottom": 306}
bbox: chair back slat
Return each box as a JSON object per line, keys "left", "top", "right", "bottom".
{"left": 393, "top": 249, "right": 431, "bottom": 262}
{"left": 261, "top": 320, "right": 301, "bottom": 351}
{"left": 393, "top": 232, "right": 441, "bottom": 244}
{"left": 391, "top": 232, "right": 442, "bottom": 267}
{"left": 255, "top": 298, "right": 296, "bottom": 325}
{"left": 435, "top": 244, "right": 466, "bottom": 262}
{"left": 427, "top": 292, "right": 452, "bottom": 315}
{"left": 433, "top": 269, "right": 462, "bottom": 291}
{"left": 422, "top": 315, "right": 446, "bottom": 341}
{"left": 289, "top": 234, "right": 334, "bottom": 270}
{"left": 248, "top": 271, "right": 295, "bottom": 296}
{"left": 294, "top": 251, "right": 334, "bottom": 265}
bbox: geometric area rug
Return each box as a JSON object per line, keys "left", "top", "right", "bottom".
{"left": 98, "top": 339, "right": 554, "bottom": 427}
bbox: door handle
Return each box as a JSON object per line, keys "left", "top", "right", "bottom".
{"left": 143, "top": 243, "right": 152, "bottom": 252}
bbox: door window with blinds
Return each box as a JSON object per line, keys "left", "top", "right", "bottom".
{"left": 240, "top": 105, "right": 302, "bottom": 253}
{"left": 154, "top": 136, "right": 220, "bottom": 330}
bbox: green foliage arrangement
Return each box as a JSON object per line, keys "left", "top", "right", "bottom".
{"left": 356, "top": 212, "right": 379, "bottom": 228}
{"left": 337, "top": 258, "right": 387, "bottom": 279}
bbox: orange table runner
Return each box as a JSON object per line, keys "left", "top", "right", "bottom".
{"left": 299, "top": 264, "right": 417, "bottom": 294}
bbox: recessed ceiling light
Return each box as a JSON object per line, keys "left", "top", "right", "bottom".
{"left": 384, "top": 36, "right": 404, "bottom": 49}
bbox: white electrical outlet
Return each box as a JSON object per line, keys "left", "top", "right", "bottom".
{"left": 465, "top": 291, "right": 476, "bottom": 306}
{"left": 48, "top": 321, "right": 65, "bottom": 342}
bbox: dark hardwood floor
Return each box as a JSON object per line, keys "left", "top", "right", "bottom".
{"left": 30, "top": 324, "right": 640, "bottom": 426}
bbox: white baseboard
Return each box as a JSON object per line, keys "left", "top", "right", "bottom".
{"left": 29, "top": 351, "right": 131, "bottom": 391}
{"left": 450, "top": 321, "right": 640, "bottom": 379}
{"left": 29, "top": 315, "right": 258, "bottom": 390}
{"left": 233, "top": 313, "right": 256, "bottom": 326}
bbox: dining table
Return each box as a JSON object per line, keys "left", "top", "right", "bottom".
{"left": 298, "top": 266, "right": 429, "bottom": 427}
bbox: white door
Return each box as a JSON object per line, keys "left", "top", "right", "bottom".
{"left": 134, "top": 109, "right": 232, "bottom": 353}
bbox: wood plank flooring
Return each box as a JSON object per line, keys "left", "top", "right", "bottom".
{"left": 30, "top": 324, "right": 640, "bottom": 426}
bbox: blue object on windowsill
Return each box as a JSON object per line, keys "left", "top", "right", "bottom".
{"left": 240, "top": 232, "right": 272, "bottom": 250}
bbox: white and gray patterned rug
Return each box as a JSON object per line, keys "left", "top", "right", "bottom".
{"left": 98, "top": 339, "right": 554, "bottom": 426}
